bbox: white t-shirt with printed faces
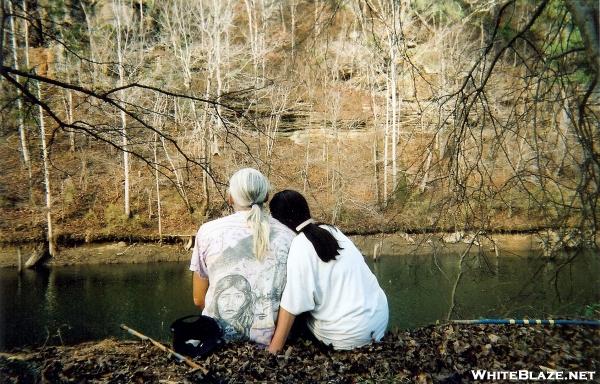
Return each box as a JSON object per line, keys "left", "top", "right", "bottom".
{"left": 190, "top": 211, "right": 294, "bottom": 345}
{"left": 280, "top": 226, "right": 389, "bottom": 350}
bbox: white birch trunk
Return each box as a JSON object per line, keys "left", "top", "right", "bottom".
{"left": 367, "top": 63, "right": 381, "bottom": 206}
{"left": 36, "top": 78, "right": 56, "bottom": 257}
{"left": 303, "top": 106, "right": 313, "bottom": 193}
{"left": 389, "top": 35, "right": 398, "bottom": 194}
{"left": 420, "top": 116, "right": 433, "bottom": 193}
{"left": 153, "top": 132, "right": 162, "bottom": 243}
{"left": 556, "top": 89, "right": 570, "bottom": 175}
{"left": 67, "top": 88, "right": 75, "bottom": 151}
{"left": 383, "top": 75, "right": 390, "bottom": 205}
{"left": 114, "top": 0, "right": 131, "bottom": 218}
{"left": 8, "top": 1, "right": 32, "bottom": 180}
{"left": 244, "top": 0, "right": 257, "bottom": 81}
{"left": 80, "top": 1, "right": 97, "bottom": 86}
{"left": 290, "top": 0, "right": 296, "bottom": 57}
{"left": 62, "top": 64, "right": 75, "bottom": 152}
{"left": 161, "top": 137, "right": 191, "bottom": 212}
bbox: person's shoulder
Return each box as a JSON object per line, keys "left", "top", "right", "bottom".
{"left": 289, "top": 231, "right": 313, "bottom": 249}
{"left": 318, "top": 224, "right": 346, "bottom": 238}
{"left": 287, "top": 233, "right": 317, "bottom": 266}
{"left": 318, "top": 225, "right": 354, "bottom": 248}
{"left": 198, "top": 212, "right": 245, "bottom": 236}
{"left": 269, "top": 217, "right": 296, "bottom": 240}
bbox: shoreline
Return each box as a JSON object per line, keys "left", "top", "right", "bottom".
{"left": 0, "top": 231, "right": 587, "bottom": 269}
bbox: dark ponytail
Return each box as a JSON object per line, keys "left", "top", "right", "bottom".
{"left": 269, "top": 190, "right": 342, "bottom": 263}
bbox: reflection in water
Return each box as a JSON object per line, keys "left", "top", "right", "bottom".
{"left": 45, "top": 267, "right": 57, "bottom": 318}
{"left": 368, "top": 250, "right": 599, "bottom": 331}
{"left": 0, "top": 251, "right": 599, "bottom": 350}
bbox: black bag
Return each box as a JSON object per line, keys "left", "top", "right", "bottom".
{"left": 170, "top": 315, "right": 223, "bottom": 358}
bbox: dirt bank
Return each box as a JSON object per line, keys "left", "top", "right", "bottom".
{"left": 0, "top": 242, "right": 190, "bottom": 268}
{"left": 0, "top": 232, "right": 582, "bottom": 269}
{"left": 0, "top": 233, "right": 541, "bottom": 268}
{"left": 1, "top": 324, "right": 598, "bottom": 383}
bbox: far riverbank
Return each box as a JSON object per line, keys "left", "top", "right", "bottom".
{"left": 1, "top": 231, "right": 592, "bottom": 268}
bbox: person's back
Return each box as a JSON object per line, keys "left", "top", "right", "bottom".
{"left": 190, "top": 169, "right": 294, "bottom": 345}
{"left": 268, "top": 189, "right": 389, "bottom": 352}
{"left": 286, "top": 226, "right": 387, "bottom": 349}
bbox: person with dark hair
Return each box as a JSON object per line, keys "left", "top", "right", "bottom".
{"left": 267, "top": 190, "right": 388, "bottom": 352}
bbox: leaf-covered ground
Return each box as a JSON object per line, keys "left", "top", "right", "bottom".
{"left": 1, "top": 324, "right": 598, "bottom": 383}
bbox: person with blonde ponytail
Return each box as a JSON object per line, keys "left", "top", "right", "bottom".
{"left": 190, "top": 168, "right": 294, "bottom": 345}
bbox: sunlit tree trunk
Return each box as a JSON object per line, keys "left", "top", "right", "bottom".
{"left": 61, "top": 59, "right": 75, "bottom": 152}
{"left": 79, "top": 0, "right": 97, "bottom": 86}
{"left": 153, "top": 132, "right": 162, "bottom": 243}
{"left": 383, "top": 75, "right": 390, "bottom": 205}
{"left": 161, "top": 137, "right": 192, "bottom": 212}
{"left": 244, "top": 0, "right": 258, "bottom": 83}
{"left": 290, "top": 0, "right": 296, "bottom": 58}
{"left": 113, "top": 0, "right": 131, "bottom": 218}
{"left": 420, "top": 107, "right": 436, "bottom": 193}
{"left": 8, "top": 1, "right": 33, "bottom": 188}
{"left": 387, "top": 14, "right": 398, "bottom": 194}
{"left": 303, "top": 102, "right": 313, "bottom": 193}
{"left": 36, "top": 77, "right": 56, "bottom": 257}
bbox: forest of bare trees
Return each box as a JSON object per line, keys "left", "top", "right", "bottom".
{"left": 1, "top": 0, "right": 598, "bottom": 255}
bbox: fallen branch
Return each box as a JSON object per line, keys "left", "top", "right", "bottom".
{"left": 120, "top": 324, "right": 208, "bottom": 374}
{"left": 116, "top": 244, "right": 136, "bottom": 256}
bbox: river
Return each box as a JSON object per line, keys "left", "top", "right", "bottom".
{"left": 1, "top": 250, "right": 598, "bottom": 350}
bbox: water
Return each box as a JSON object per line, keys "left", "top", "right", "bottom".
{"left": 1, "top": 251, "right": 599, "bottom": 350}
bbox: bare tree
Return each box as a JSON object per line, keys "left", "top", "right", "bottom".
{"left": 7, "top": 0, "right": 32, "bottom": 195}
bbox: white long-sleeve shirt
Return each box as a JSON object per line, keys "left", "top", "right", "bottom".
{"left": 280, "top": 226, "right": 389, "bottom": 350}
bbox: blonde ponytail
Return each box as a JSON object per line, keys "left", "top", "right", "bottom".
{"left": 228, "top": 168, "right": 271, "bottom": 261}
{"left": 246, "top": 203, "right": 270, "bottom": 261}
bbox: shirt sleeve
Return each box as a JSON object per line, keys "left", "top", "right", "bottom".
{"left": 189, "top": 227, "right": 209, "bottom": 278}
{"left": 280, "top": 236, "right": 317, "bottom": 315}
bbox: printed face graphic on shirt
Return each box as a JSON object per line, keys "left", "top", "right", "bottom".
{"left": 217, "top": 286, "right": 246, "bottom": 320}
{"left": 201, "top": 225, "right": 291, "bottom": 341}
{"left": 253, "top": 291, "right": 272, "bottom": 322}
{"left": 211, "top": 274, "right": 254, "bottom": 337}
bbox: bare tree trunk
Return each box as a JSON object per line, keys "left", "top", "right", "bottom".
{"left": 303, "top": 105, "right": 312, "bottom": 193}
{"left": 59, "top": 0, "right": 75, "bottom": 153}
{"left": 62, "top": 67, "right": 75, "bottom": 152}
{"left": 113, "top": 0, "right": 131, "bottom": 218}
{"left": 80, "top": 0, "right": 97, "bottom": 86}
{"left": 388, "top": 34, "right": 398, "bottom": 194}
{"left": 367, "top": 64, "right": 381, "bottom": 206}
{"left": 373, "top": 138, "right": 380, "bottom": 204}
{"left": 564, "top": 0, "right": 600, "bottom": 101}
{"left": 555, "top": 89, "right": 571, "bottom": 175}
{"left": 161, "top": 137, "right": 192, "bottom": 213}
{"left": 200, "top": 159, "right": 210, "bottom": 218}
{"left": 67, "top": 88, "right": 75, "bottom": 151}
{"left": 212, "top": 0, "right": 224, "bottom": 124}
{"left": 244, "top": 0, "right": 258, "bottom": 82}
{"left": 153, "top": 132, "right": 162, "bottom": 243}
{"left": 8, "top": 1, "right": 33, "bottom": 187}
{"left": 385, "top": 1, "right": 400, "bottom": 195}
{"left": 420, "top": 116, "right": 433, "bottom": 193}
{"left": 36, "top": 77, "right": 56, "bottom": 257}
{"left": 383, "top": 75, "right": 390, "bottom": 205}
{"left": 290, "top": 0, "right": 296, "bottom": 58}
